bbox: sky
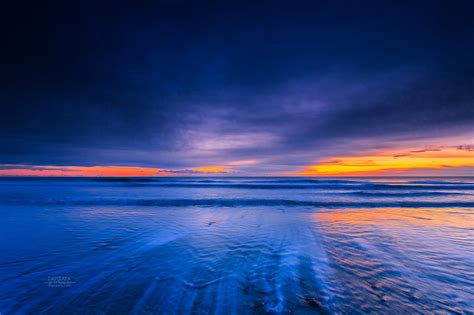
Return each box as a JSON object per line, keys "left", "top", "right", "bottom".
{"left": 1, "top": 0, "right": 473, "bottom": 176}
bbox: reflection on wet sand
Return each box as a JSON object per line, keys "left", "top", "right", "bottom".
{"left": 313, "top": 207, "right": 474, "bottom": 314}
{"left": 315, "top": 207, "right": 474, "bottom": 229}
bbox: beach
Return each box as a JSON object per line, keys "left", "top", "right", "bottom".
{"left": 0, "top": 177, "right": 473, "bottom": 314}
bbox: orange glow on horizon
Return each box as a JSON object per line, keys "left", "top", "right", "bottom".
{"left": 0, "top": 166, "right": 162, "bottom": 177}
{"left": 298, "top": 146, "right": 474, "bottom": 176}
{"left": 0, "top": 165, "right": 232, "bottom": 176}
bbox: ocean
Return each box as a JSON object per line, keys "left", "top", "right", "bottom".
{"left": 0, "top": 177, "right": 473, "bottom": 314}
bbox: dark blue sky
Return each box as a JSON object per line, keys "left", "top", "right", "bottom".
{"left": 1, "top": 1, "right": 473, "bottom": 175}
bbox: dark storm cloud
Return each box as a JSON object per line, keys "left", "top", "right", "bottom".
{"left": 287, "top": 68, "right": 474, "bottom": 145}
{"left": 0, "top": 0, "right": 473, "bottom": 169}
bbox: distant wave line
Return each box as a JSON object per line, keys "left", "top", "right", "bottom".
{"left": 121, "top": 183, "right": 474, "bottom": 191}
{"left": 2, "top": 198, "right": 473, "bottom": 208}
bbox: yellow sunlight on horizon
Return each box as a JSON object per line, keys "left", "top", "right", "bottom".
{"left": 298, "top": 146, "right": 474, "bottom": 176}
{"left": 191, "top": 165, "right": 230, "bottom": 173}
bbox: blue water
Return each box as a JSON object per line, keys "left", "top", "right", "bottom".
{"left": 0, "top": 177, "right": 473, "bottom": 314}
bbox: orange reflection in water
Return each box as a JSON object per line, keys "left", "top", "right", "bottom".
{"left": 314, "top": 208, "right": 474, "bottom": 230}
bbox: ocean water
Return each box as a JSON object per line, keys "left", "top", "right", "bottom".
{"left": 0, "top": 177, "right": 473, "bottom": 314}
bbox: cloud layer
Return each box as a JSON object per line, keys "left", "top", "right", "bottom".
{"left": 1, "top": 1, "right": 473, "bottom": 175}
